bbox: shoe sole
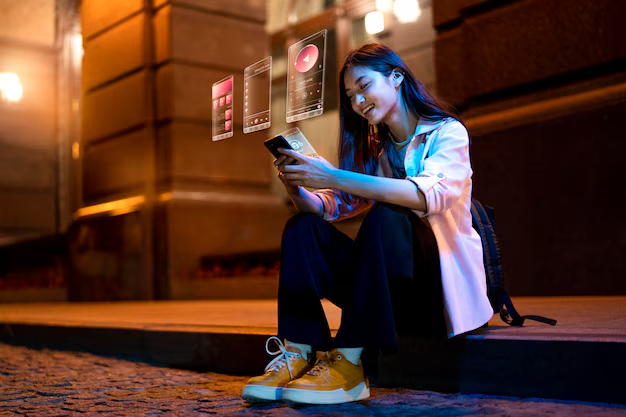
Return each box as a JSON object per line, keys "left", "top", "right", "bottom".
{"left": 282, "top": 381, "right": 370, "bottom": 405}
{"left": 242, "top": 385, "right": 283, "bottom": 402}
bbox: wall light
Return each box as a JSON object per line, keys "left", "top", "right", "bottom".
{"left": 365, "top": 11, "right": 385, "bottom": 35}
{"left": 72, "top": 142, "right": 80, "bottom": 160}
{"left": 376, "top": 0, "right": 393, "bottom": 12}
{"left": 0, "top": 72, "right": 23, "bottom": 103}
{"left": 71, "top": 33, "right": 84, "bottom": 67}
{"left": 393, "top": 0, "right": 421, "bottom": 23}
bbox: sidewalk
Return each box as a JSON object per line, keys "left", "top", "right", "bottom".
{"left": 1, "top": 296, "right": 625, "bottom": 405}
{"left": 4, "top": 342, "right": 626, "bottom": 416}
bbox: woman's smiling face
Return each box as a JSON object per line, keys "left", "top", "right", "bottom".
{"left": 343, "top": 65, "right": 402, "bottom": 125}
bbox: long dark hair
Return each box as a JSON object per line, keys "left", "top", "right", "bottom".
{"left": 338, "top": 43, "right": 461, "bottom": 180}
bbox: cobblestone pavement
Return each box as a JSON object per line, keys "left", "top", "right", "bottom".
{"left": 1, "top": 343, "right": 625, "bottom": 416}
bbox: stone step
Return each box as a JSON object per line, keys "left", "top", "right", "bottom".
{"left": 0, "top": 296, "right": 624, "bottom": 404}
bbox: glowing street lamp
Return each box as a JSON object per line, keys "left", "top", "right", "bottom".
{"left": 369, "top": 0, "right": 422, "bottom": 36}
{"left": 376, "top": 0, "right": 393, "bottom": 12}
{"left": 0, "top": 72, "right": 23, "bottom": 103}
{"left": 365, "top": 11, "right": 385, "bottom": 35}
{"left": 393, "top": 0, "right": 421, "bottom": 24}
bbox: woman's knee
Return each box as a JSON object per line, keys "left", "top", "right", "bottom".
{"left": 283, "top": 212, "right": 326, "bottom": 239}
{"left": 355, "top": 203, "right": 415, "bottom": 246}
{"left": 362, "top": 203, "right": 412, "bottom": 228}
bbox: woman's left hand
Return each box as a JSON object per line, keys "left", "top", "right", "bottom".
{"left": 277, "top": 148, "right": 338, "bottom": 189}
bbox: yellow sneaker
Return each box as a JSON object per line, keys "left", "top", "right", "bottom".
{"left": 242, "top": 337, "right": 313, "bottom": 402}
{"left": 282, "top": 349, "right": 370, "bottom": 404}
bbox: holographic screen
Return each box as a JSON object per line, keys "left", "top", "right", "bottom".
{"left": 244, "top": 56, "right": 272, "bottom": 134}
{"left": 286, "top": 29, "right": 327, "bottom": 123}
{"left": 212, "top": 75, "right": 234, "bottom": 142}
{"left": 210, "top": 30, "right": 327, "bottom": 141}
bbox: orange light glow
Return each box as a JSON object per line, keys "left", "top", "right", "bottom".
{"left": 0, "top": 72, "right": 23, "bottom": 103}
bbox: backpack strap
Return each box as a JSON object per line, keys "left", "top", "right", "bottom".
{"left": 471, "top": 198, "right": 557, "bottom": 327}
{"left": 499, "top": 292, "right": 557, "bottom": 326}
{"left": 500, "top": 293, "right": 525, "bottom": 325}
{"left": 471, "top": 199, "right": 503, "bottom": 305}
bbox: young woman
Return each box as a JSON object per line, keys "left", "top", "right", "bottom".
{"left": 242, "top": 43, "right": 493, "bottom": 405}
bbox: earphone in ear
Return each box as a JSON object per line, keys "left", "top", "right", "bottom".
{"left": 392, "top": 71, "right": 402, "bottom": 86}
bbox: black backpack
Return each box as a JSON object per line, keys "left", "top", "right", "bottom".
{"left": 470, "top": 198, "right": 557, "bottom": 326}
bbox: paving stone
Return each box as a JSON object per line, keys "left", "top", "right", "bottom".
{"left": 0, "top": 342, "right": 625, "bottom": 416}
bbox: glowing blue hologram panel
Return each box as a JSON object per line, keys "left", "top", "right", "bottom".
{"left": 286, "top": 29, "right": 327, "bottom": 123}
{"left": 279, "top": 127, "right": 317, "bottom": 157}
{"left": 243, "top": 56, "right": 272, "bottom": 134}
{"left": 212, "top": 75, "right": 234, "bottom": 141}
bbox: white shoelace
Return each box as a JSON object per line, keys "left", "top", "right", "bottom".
{"left": 306, "top": 351, "right": 339, "bottom": 376}
{"left": 264, "top": 336, "right": 301, "bottom": 380}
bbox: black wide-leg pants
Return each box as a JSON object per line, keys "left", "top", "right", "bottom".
{"left": 277, "top": 203, "right": 446, "bottom": 353}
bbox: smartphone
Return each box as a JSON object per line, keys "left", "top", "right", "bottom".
{"left": 264, "top": 127, "right": 318, "bottom": 159}
{"left": 264, "top": 135, "right": 292, "bottom": 159}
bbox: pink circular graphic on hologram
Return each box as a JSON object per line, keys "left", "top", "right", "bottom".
{"left": 294, "top": 44, "right": 319, "bottom": 74}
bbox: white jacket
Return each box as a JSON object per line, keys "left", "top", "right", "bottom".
{"left": 315, "top": 117, "right": 494, "bottom": 338}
